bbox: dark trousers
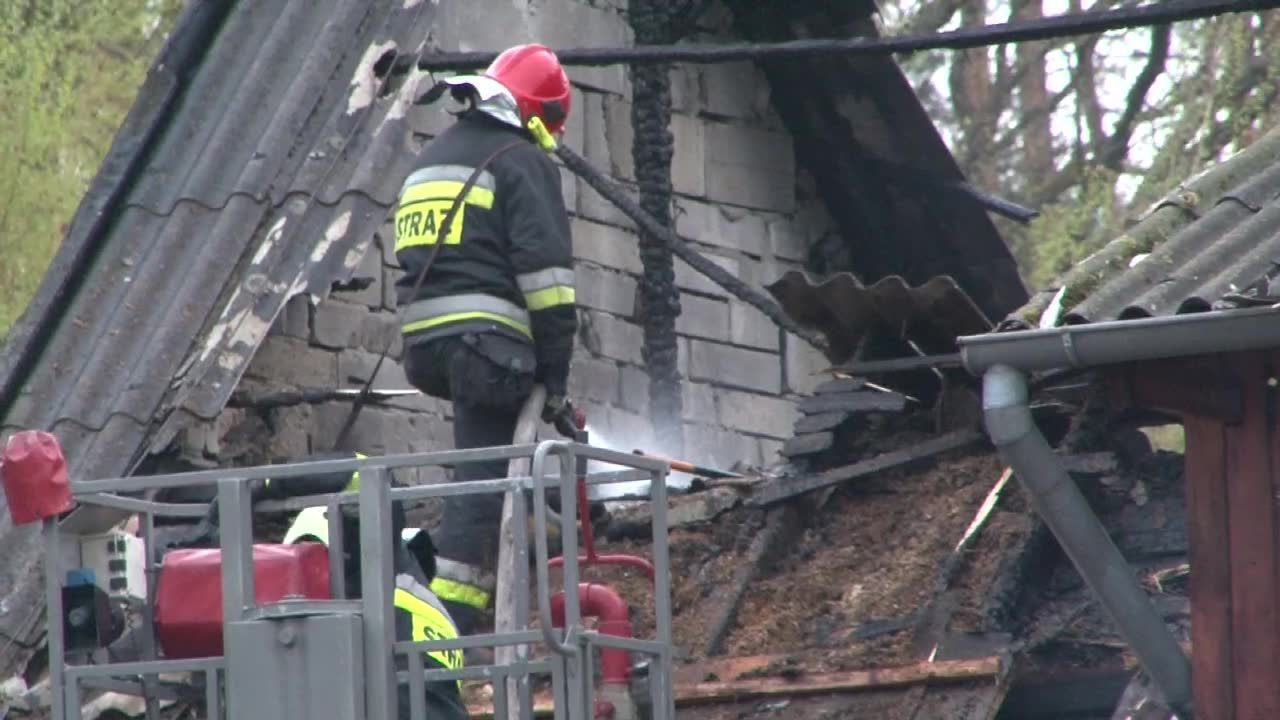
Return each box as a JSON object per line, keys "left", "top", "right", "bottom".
{"left": 402, "top": 333, "right": 534, "bottom": 570}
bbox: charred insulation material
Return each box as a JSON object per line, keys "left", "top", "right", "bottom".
{"left": 627, "top": 0, "right": 702, "bottom": 452}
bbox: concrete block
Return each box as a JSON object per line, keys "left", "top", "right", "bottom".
{"left": 670, "top": 113, "right": 705, "bottom": 198}
{"left": 576, "top": 176, "right": 637, "bottom": 228}
{"left": 602, "top": 95, "right": 635, "bottom": 181}
{"left": 246, "top": 337, "right": 337, "bottom": 388}
{"left": 576, "top": 264, "right": 636, "bottom": 317}
{"left": 730, "top": 301, "right": 781, "bottom": 351}
{"left": 674, "top": 198, "right": 768, "bottom": 256}
{"left": 383, "top": 265, "right": 403, "bottom": 310}
{"left": 582, "top": 91, "right": 611, "bottom": 175}
{"left": 702, "top": 61, "right": 769, "bottom": 120}
{"left": 569, "top": 354, "right": 621, "bottom": 405}
{"left": 559, "top": 86, "right": 588, "bottom": 156}
{"left": 334, "top": 242, "right": 383, "bottom": 308}
{"left": 759, "top": 438, "right": 785, "bottom": 465}
{"left": 271, "top": 294, "right": 311, "bottom": 340}
{"left": 430, "top": 1, "right": 531, "bottom": 53}
{"left": 265, "top": 405, "right": 315, "bottom": 460}
{"left": 784, "top": 333, "right": 830, "bottom": 395}
{"left": 688, "top": 340, "right": 781, "bottom": 394}
{"left": 681, "top": 381, "right": 717, "bottom": 424}
{"left": 407, "top": 103, "right": 454, "bottom": 138}
{"left": 600, "top": 99, "right": 702, "bottom": 198}
{"left": 312, "top": 299, "right": 367, "bottom": 350}
{"left": 619, "top": 365, "right": 650, "bottom": 415}
{"left": 716, "top": 389, "right": 798, "bottom": 439}
{"left": 337, "top": 349, "right": 416, "bottom": 392}
{"left": 360, "top": 312, "right": 402, "bottom": 358}
{"left": 556, "top": 160, "right": 578, "bottom": 215}
{"left": 375, "top": 223, "right": 396, "bottom": 266}
{"left": 677, "top": 337, "right": 689, "bottom": 375}
{"left": 704, "top": 122, "right": 796, "bottom": 212}
{"left": 769, "top": 214, "right": 809, "bottom": 263}
{"left": 674, "top": 294, "right": 729, "bottom": 342}
{"left": 669, "top": 65, "right": 701, "bottom": 114}
{"left": 682, "top": 422, "right": 761, "bottom": 471}
{"left": 673, "top": 252, "right": 740, "bottom": 297}
{"left": 572, "top": 218, "right": 642, "bottom": 274}
{"left": 580, "top": 310, "right": 644, "bottom": 365}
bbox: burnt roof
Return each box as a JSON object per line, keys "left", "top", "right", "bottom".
{"left": 766, "top": 271, "right": 993, "bottom": 363}
{"left": 1003, "top": 126, "right": 1280, "bottom": 331}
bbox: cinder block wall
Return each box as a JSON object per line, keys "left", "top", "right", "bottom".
{"left": 219, "top": 0, "right": 834, "bottom": 474}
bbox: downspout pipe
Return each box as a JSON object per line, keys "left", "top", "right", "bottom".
{"left": 983, "top": 364, "right": 1192, "bottom": 713}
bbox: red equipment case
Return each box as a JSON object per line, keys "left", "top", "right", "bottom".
{"left": 154, "top": 543, "right": 331, "bottom": 658}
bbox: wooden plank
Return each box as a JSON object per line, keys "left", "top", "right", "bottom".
{"left": 492, "top": 386, "right": 547, "bottom": 720}
{"left": 795, "top": 411, "right": 851, "bottom": 434}
{"left": 674, "top": 656, "right": 1004, "bottom": 706}
{"left": 798, "top": 390, "right": 907, "bottom": 415}
{"left": 813, "top": 376, "right": 868, "bottom": 394}
{"left": 752, "top": 429, "right": 985, "bottom": 507}
{"left": 1224, "top": 352, "right": 1280, "bottom": 718}
{"left": 1103, "top": 357, "right": 1243, "bottom": 422}
{"left": 467, "top": 657, "right": 1007, "bottom": 716}
{"left": 1184, "top": 412, "right": 1233, "bottom": 720}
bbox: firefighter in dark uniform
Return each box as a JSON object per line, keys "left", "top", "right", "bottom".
{"left": 393, "top": 44, "right": 579, "bottom": 634}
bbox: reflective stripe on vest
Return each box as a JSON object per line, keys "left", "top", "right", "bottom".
{"left": 395, "top": 574, "right": 465, "bottom": 683}
{"left": 515, "top": 267, "right": 576, "bottom": 311}
{"left": 398, "top": 293, "right": 532, "bottom": 340}
{"left": 428, "top": 577, "right": 492, "bottom": 611}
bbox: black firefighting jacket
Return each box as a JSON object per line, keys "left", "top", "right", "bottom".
{"left": 394, "top": 110, "right": 577, "bottom": 396}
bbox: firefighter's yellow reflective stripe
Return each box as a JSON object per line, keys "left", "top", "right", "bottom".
{"left": 399, "top": 294, "right": 533, "bottom": 339}
{"left": 402, "top": 311, "right": 532, "bottom": 339}
{"left": 429, "top": 576, "right": 491, "bottom": 610}
{"left": 401, "top": 165, "right": 496, "bottom": 196}
{"left": 394, "top": 179, "right": 496, "bottom": 251}
{"left": 524, "top": 286, "right": 576, "bottom": 310}
{"left": 400, "top": 180, "right": 496, "bottom": 210}
{"left": 515, "top": 267, "right": 575, "bottom": 310}
{"left": 395, "top": 587, "right": 465, "bottom": 673}
{"left": 515, "top": 267, "right": 575, "bottom": 293}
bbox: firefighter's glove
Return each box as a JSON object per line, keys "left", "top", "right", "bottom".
{"left": 543, "top": 395, "right": 579, "bottom": 438}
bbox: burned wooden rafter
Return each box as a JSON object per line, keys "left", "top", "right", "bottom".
{"left": 701, "top": 504, "right": 806, "bottom": 657}
{"left": 227, "top": 387, "right": 419, "bottom": 409}
{"left": 752, "top": 428, "right": 988, "bottom": 507}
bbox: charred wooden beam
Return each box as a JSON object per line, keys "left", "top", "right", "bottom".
{"left": 751, "top": 428, "right": 987, "bottom": 507}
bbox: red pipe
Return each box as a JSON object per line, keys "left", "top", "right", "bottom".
{"left": 550, "top": 583, "right": 633, "bottom": 685}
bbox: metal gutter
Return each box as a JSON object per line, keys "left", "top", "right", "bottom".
{"left": 950, "top": 305, "right": 1280, "bottom": 713}
{"left": 982, "top": 366, "right": 1191, "bottom": 714}
{"left": 958, "top": 304, "right": 1280, "bottom": 374}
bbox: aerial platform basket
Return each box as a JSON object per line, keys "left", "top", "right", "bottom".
{"left": 1, "top": 429, "right": 677, "bottom": 720}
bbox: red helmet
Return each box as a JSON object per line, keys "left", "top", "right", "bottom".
{"left": 484, "top": 44, "right": 572, "bottom": 135}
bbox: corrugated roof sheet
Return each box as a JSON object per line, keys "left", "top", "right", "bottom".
{"left": 1002, "top": 125, "right": 1280, "bottom": 331}
{"left": 0, "top": 0, "right": 442, "bottom": 674}
{"left": 766, "top": 271, "right": 993, "bottom": 362}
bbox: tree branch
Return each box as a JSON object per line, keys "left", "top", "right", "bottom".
{"left": 1100, "top": 23, "right": 1172, "bottom": 169}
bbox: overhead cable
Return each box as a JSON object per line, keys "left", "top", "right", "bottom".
{"left": 413, "top": 0, "right": 1276, "bottom": 71}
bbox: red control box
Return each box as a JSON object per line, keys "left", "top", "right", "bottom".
{"left": 155, "top": 543, "right": 331, "bottom": 658}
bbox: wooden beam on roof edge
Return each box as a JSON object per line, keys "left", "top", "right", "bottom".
{"left": 462, "top": 654, "right": 1008, "bottom": 717}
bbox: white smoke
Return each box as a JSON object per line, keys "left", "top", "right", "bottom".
{"left": 580, "top": 422, "right": 697, "bottom": 502}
